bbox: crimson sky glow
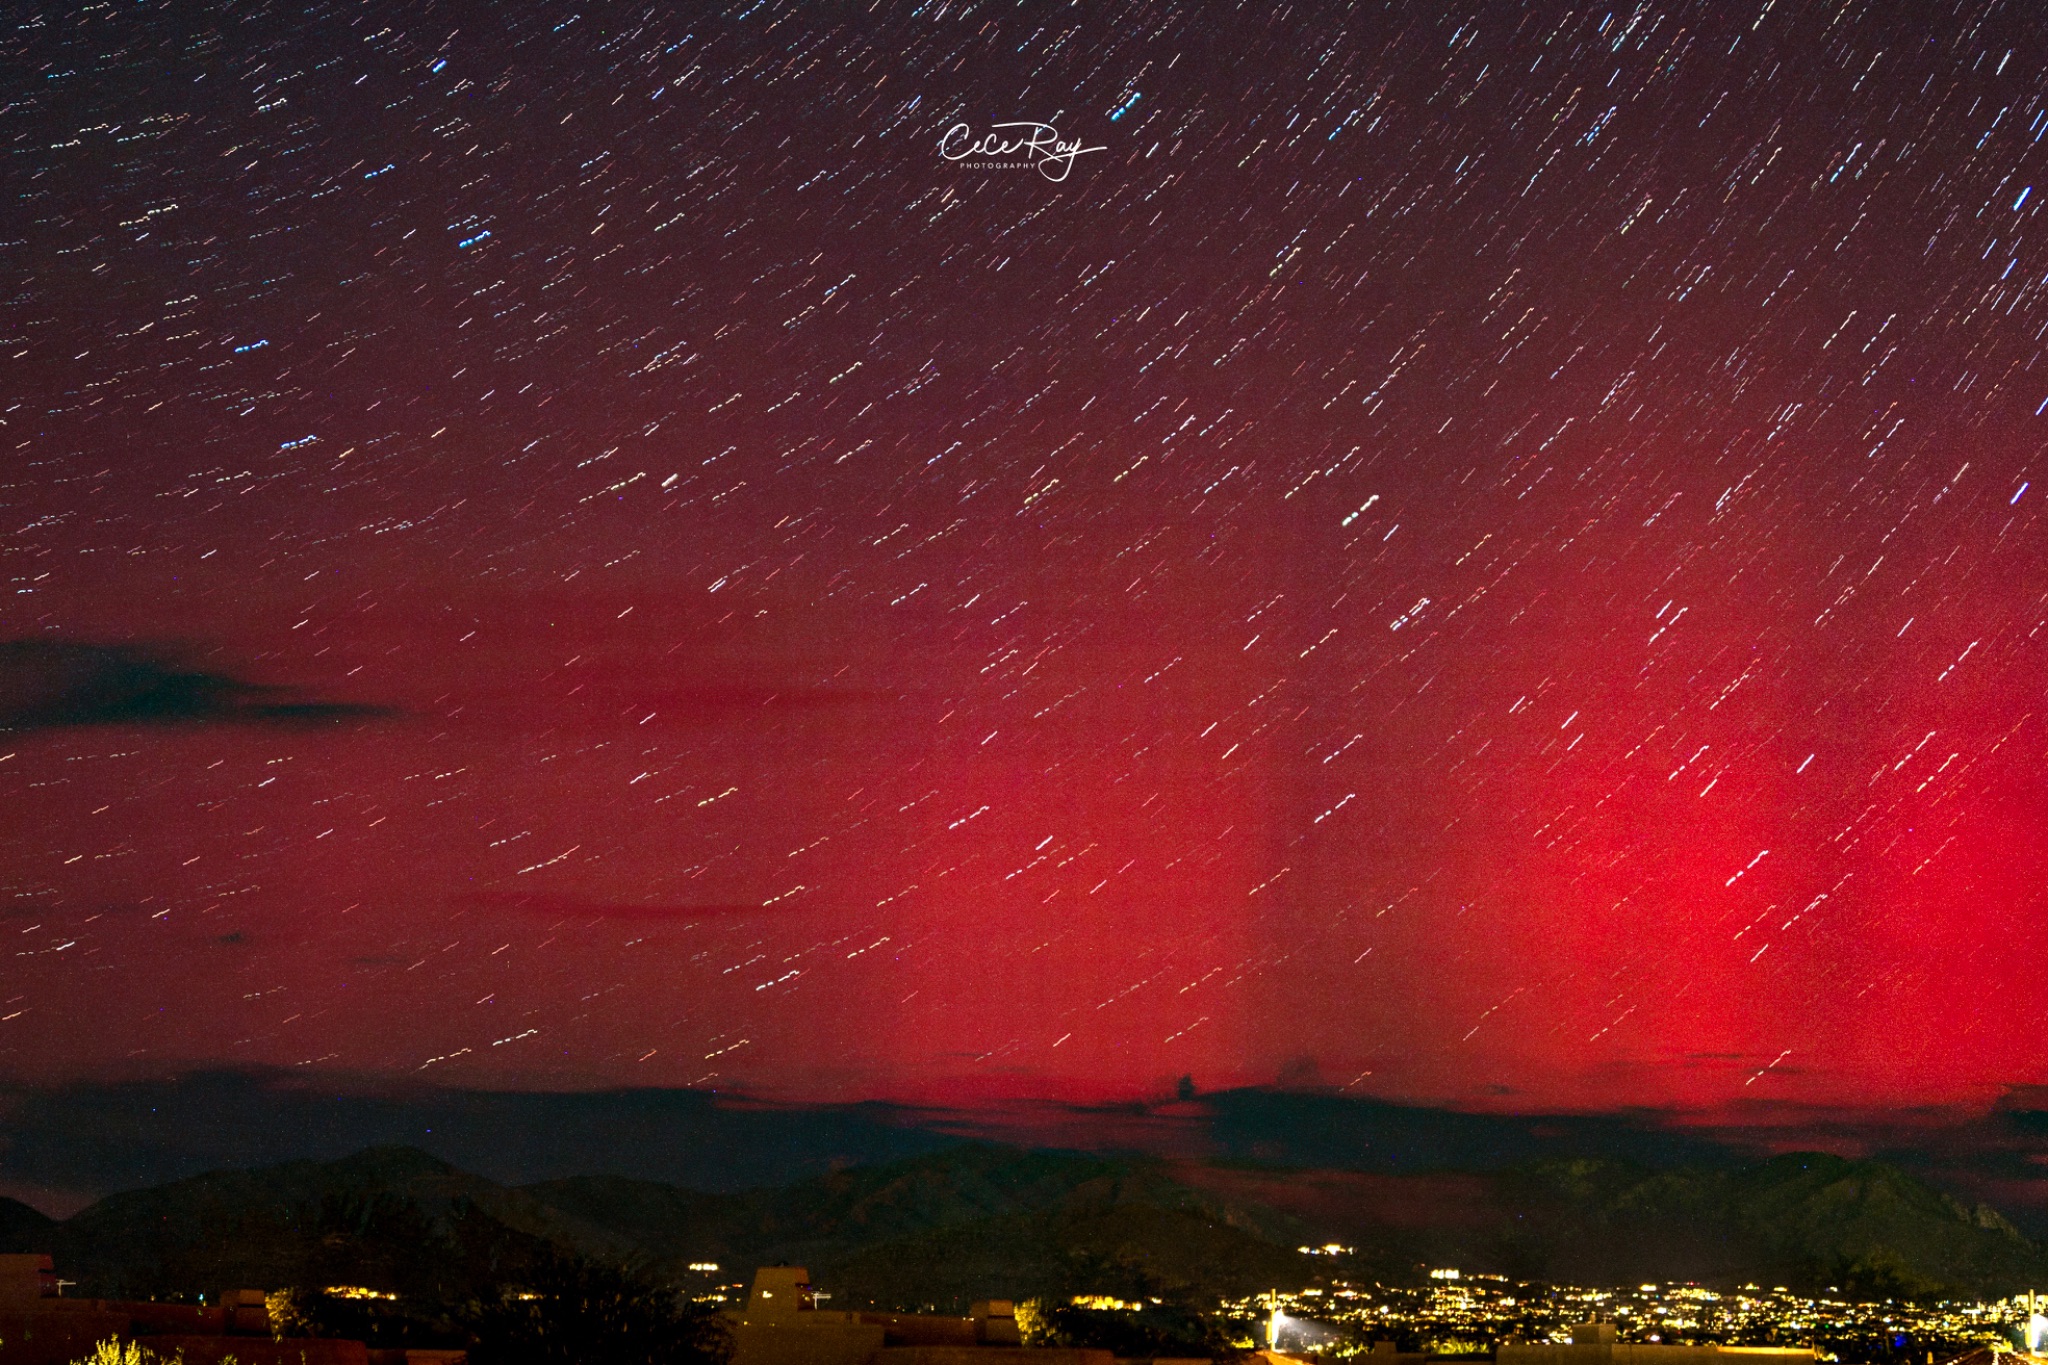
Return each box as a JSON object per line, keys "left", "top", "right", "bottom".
{"left": 6, "top": 0, "right": 2048, "bottom": 1123}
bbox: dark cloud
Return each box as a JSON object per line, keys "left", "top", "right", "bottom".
{"left": 0, "top": 1069, "right": 1757, "bottom": 1211}
{"left": 0, "top": 1071, "right": 960, "bottom": 1212}
{"left": 0, "top": 640, "right": 395, "bottom": 732}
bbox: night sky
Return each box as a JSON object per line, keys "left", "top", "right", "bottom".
{"left": 6, "top": 0, "right": 2048, "bottom": 1128}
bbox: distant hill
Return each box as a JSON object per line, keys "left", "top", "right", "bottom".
{"left": 1489, "top": 1153, "right": 2047, "bottom": 1296}
{"left": 525, "top": 1145, "right": 1314, "bottom": 1306}
{"left": 21, "top": 1146, "right": 625, "bottom": 1300}
{"left": 819, "top": 1200, "right": 1313, "bottom": 1311}
{"left": 529, "top": 1144, "right": 1273, "bottom": 1264}
{"left": 0, "top": 1196, "right": 55, "bottom": 1249}
{"left": 7, "top": 1143, "right": 2047, "bottom": 1309}
{"left": 1178, "top": 1152, "right": 2048, "bottom": 1298}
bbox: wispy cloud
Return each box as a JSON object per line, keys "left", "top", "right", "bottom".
{"left": 0, "top": 639, "right": 396, "bottom": 732}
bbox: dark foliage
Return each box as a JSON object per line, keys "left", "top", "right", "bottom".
{"left": 288, "top": 1290, "right": 461, "bottom": 1350}
{"left": 1029, "top": 1300, "right": 1220, "bottom": 1359}
{"left": 464, "top": 1246, "right": 730, "bottom": 1365}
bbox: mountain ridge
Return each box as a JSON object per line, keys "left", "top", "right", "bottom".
{"left": 4, "top": 1142, "right": 2043, "bottom": 1309}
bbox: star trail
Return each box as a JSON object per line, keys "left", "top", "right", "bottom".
{"left": 4, "top": 0, "right": 2047, "bottom": 1125}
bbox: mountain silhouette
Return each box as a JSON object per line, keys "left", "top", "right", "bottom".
{"left": 5, "top": 1143, "right": 2045, "bottom": 1309}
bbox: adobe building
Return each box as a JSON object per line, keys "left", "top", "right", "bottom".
{"left": 1498, "top": 1322, "right": 1815, "bottom": 1365}
{"left": 0, "top": 1256, "right": 460, "bottom": 1365}
{"left": 728, "top": 1267, "right": 1112, "bottom": 1365}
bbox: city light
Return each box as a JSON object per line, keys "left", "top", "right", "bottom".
{"left": 1218, "top": 1276, "right": 2048, "bottom": 1360}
